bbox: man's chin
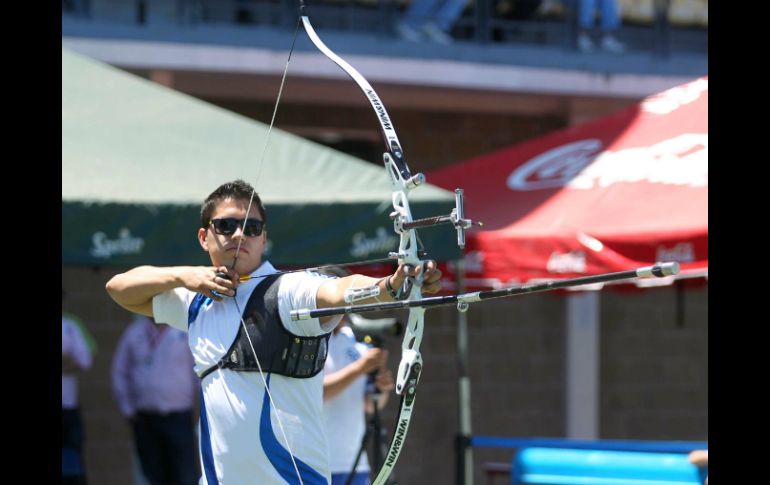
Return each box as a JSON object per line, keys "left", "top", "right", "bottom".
{"left": 235, "top": 259, "right": 262, "bottom": 276}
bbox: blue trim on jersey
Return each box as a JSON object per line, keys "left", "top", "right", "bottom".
{"left": 199, "top": 387, "right": 219, "bottom": 484}
{"left": 331, "top": 472, "right": 369, "bottom": 485}
{"left": 260, "top": 374, "right": 328, "bottom": 485}
{"left": 188, "top": 293, "right": 212, "bottom": 328}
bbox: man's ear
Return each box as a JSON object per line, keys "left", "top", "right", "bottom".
{"left": 197, "top": 227, "right": 209, "bottom": 252}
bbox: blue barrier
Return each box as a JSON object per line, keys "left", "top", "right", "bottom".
{"left": 511, "top": 448, "right": 706, "bottom": 485}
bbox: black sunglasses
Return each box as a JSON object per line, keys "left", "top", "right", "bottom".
{"left": 209, "top": 218, "right": 265, "bottom": 237}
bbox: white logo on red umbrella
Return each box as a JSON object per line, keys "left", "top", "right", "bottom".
{"left": 656, "top": 243, "right": 696, "bottom": 263}
{"left": 508, "top": 134, "right": 707, "bottom": 191}
{"left": 463, "top": 251, "right": 485, "bottom": 273}
{"left": 507, "top": 139, "right": 603, "bottom": 191}
{"left": 546, "top": 251, "right": 587, "bottom": 274}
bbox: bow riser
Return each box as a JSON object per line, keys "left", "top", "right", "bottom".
{"left": 385, "top": 149, "right": 426, "bottom": 398}
{"left": 396, "top": 307, "right": 425, "bottom": 393}
{"left": 301, "top": 16, "right": 404, "bottom": 153}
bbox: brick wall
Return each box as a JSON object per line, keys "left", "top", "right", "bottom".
{"left": 600, "top": 284, "right": 708, "bottom": 440}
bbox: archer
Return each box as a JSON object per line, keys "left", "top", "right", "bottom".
{"left": 105, "top": 179, "right": 443, "bottom": 484}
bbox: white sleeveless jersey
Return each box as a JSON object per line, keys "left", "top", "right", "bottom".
{"left": 153, "top": 261, "right": 340, "bottom": 485}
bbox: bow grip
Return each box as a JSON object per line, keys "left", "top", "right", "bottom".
{"left": 399, "top": 262, "right": 427, "bottom": 298}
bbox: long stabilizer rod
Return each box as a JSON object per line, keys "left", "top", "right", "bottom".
{"left": 291, "top": 262, "right": 680, "bottom": 320}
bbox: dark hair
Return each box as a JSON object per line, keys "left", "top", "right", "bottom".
{"left": 200, "top": 179, "right": 267, "bottom": 229}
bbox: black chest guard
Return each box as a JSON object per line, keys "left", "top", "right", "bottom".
{"left": 200, "top": 274, "right": 330, "bottom": 380}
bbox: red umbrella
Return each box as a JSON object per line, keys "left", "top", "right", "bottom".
{"left": 428, "top": 77, "right": 707, "bottom": 290}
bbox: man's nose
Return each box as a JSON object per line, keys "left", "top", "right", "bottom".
{"left": 230, "top": 224, "right": 246, "bottom": 239}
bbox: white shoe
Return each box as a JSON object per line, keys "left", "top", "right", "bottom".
{"left": 577, "top": 33, "right": 594, "bottom": 53}
{"left": 422, "top": 22, "right": 453, "bottom": 45}
{"left": 601, "top": 35, "right": 626, "bottom": 53}
{"left": 395, "top": 22, "right": 425, "bottom": 42}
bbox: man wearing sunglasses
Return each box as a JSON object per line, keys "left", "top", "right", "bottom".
{"left": 106, "top": 179, "right": 442, "bottom": 485}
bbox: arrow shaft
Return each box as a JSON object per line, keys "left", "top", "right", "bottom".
{"left": 291, "top": 263, "right": 679, "bottom": 320}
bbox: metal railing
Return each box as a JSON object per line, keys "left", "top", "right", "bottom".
{"left": 62, "top": 0, "right": 707, "bottom": 57}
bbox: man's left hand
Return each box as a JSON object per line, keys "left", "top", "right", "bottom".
{"left": 391, "top": 260, "right": 443, "bottom": 295}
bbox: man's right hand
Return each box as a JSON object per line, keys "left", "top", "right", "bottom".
{"left": 182, "top": 266, "right": 238, "bottom": 301}
{"left": 106, "top": 265, "right": 239, "bottom": 315}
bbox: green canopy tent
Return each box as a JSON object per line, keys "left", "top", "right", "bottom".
{"left": 62, "top": 48, "right": 458, "bottom": 267}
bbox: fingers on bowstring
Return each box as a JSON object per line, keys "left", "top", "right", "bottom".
{"left": 216, "top": 267, "right": 239, "bottom": 285}
{"left": 211, "top": 271, "right": 236, "bottom": 300}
